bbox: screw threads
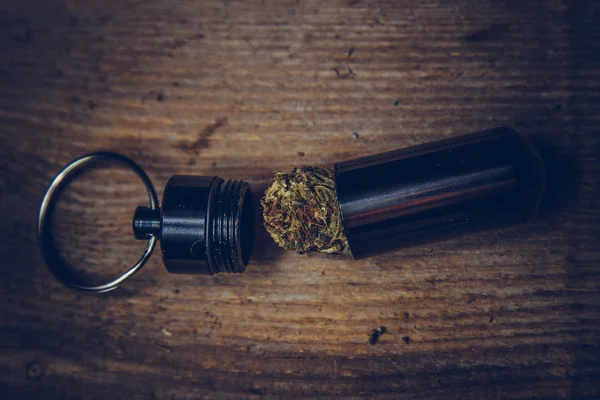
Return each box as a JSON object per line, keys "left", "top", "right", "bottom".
{"left": 209, "top": 179, "right": 252, "bottom": 274}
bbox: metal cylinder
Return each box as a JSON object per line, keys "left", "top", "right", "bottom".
{"left": 133, "top": 175, "right": 254, "bottom": 274}
{"left": 334, "top": 127, "right": 545, "bottom": 259}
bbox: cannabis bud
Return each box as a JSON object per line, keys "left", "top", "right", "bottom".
{"left": 261, "top": 166, "right": 350, "bottom": 255}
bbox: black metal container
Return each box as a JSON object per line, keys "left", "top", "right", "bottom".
{"left": 37, "top": 127, "right": 545, "bottom": 293}
{"left": 334, "top": 127, "right": 545, "bottom": 259}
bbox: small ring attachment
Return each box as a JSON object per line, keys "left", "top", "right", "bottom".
{"left": 37, "top": 152, "right": 159, "bottom": 293}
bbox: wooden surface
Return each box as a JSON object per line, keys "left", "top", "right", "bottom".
{"left": 1, "top": 0, "right": 600, "bottom": 398}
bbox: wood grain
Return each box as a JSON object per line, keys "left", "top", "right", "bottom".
{"left": 1, "top": 0, "right": 599, "bottom": 398}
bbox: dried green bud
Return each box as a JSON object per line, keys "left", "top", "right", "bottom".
{"left": 261, "top": 166, "right": 350, "bottom": 255}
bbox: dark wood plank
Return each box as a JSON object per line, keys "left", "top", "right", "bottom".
{"left": 1, "top": 0, "right": 599, "bottom": 398}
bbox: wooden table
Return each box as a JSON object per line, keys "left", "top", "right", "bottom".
{"left": 1, "top": 0, "right": 599, "bottom": 398}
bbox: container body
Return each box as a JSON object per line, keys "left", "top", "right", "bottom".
{"left": 334, "top": 127, "right": 545, "bottom": 259}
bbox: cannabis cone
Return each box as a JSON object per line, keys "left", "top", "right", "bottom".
{"left": 261, "top": 166, "right": 350, "bottom": 255}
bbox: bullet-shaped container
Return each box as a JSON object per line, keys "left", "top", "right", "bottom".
{"left": 333, "top": 127, "right": 545, "bottom": 258}
{"left": 37, "top": 127, "right": 546, "bottom": 294}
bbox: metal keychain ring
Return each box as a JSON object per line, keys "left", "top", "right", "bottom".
{"left": 37, "top": 152, "right": 159, "bottom": 293}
